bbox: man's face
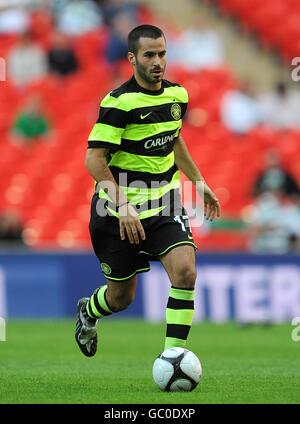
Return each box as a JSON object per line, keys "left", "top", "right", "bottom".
{"left": 133, "top": 36, "right": 167, "bottom": 84}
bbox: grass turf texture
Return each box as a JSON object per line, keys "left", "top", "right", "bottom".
{"left": 0, "top": 320, "right": 299, "bottom": 404}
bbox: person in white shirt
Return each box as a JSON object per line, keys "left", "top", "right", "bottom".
{"left": 169, "top": 14, "right": 224, "bottom": 70}
{"left": 7, "top": 31, "right": 48, "bottom": 86}
{"left": 220, "top": 83, "right": 263, "bottom": 134}
{"left": 246, "top": 191, "right": 300, "bottom": 253}
{"left": 258, "top": 81, "right": 300, "bottom": 129}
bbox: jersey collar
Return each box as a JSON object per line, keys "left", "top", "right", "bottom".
{"left": 132, "top": 76, "right": 164, "bottom": 96}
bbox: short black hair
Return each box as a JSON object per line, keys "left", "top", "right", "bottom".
{"left": 128, "top": 24, "right": 165, "bottom": 54}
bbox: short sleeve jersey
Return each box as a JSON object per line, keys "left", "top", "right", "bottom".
{"left": 88, "top": 76, "right": 188, "bottom": 219}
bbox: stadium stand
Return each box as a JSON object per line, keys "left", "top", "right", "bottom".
{"left": 208, "top": 0, "right": 300, "bottom": 63}
{"left": 0, "top": 2, "right": 299, "bottom": 251}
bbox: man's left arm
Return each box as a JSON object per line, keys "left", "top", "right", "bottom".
{"left": 174, "top": 135, "right": 221, "bottom": 221}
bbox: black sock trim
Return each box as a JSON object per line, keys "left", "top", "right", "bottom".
{"left": 171, "top": 286, "right": 195, "bottom": 291}
{"left": 167, "top": 297, "right": 194, "bottom": 310}
{"left": 166, "top": 324, "right": 191, "bottom": 340}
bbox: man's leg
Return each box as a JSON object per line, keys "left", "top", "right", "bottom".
{"left": 87, "top": 277, "right": 137, "bottom": 317}
{"left": 76, "top": 276, "right": 137, "bottom": 357}
{"left": 159, "top": 245, "right": 196, "bottom": 350}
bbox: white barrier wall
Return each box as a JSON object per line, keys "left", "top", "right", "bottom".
{"left": 1, "top": 252, "right": 300, "bottom": 320}
{"left": 0, "top": 268, "right": 6, "bottom": 319}
{"left": 143, "top": 260, "right": 300, "bottom": 323}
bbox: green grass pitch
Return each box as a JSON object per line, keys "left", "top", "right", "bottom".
{"left": 0, "top": 320, "right": 299, "bottom": 404}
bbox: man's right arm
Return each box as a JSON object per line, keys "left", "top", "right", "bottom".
{"left": 85, "top": 147, "right": 128, "bottom": 206}
{"left": 85, "top": 148, "right": 146, "bottom": 244}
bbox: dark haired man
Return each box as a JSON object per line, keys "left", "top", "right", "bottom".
{"left": 75, "top": 25, "right": 220, "bottom": 357}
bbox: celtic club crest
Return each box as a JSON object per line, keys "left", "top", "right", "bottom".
{"left": 171, "top": 103, "right": 181, "bottom": 120}
{"left": 101, "top": 262, "right": 112, "bottom": 275}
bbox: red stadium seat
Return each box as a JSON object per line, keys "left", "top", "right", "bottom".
{"left": 215, "top": 0, "right": 300, "bottom": 61}
{"left": 1, "top": 6, "right": 299, "bottom": 250}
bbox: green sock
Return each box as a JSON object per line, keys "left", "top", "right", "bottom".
{"left": 86, "top": 285, "right": 113, "bottom": 319}
{"left": 164, "top": 286, "right": 195, "bottom": 350}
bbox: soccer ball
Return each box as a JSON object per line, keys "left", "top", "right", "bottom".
{"left": 152, "top": 347, "right": 202, "bottom": 392}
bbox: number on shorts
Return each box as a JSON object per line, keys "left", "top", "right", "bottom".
{"left": 174, "top": 215, "right": 191, "bottom": 232}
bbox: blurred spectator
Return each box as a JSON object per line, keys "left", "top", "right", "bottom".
{"left": 57, "top": 0, "right": 102, "bottom": 35}
{"left": 47, "top": 32, "right": 78, "bottom": 76}
{"left": 0, "top": 0, "right": 29, "bottom": 34}
{"left": 10, "top": 95, "right": 52, "bottom": 146}
{"left": 105, "top": 12, "right": 133, "bottom": 62}
{"left": 169, "top": 14, "right": 224, "bottom": 69}
{"left": 245, "top": 191, "right": 300, "bottom": 253}
{"left": 220, "top": 83, "right": 263, "bottom": 134}
{"left": 105, "top": 12, "right": 134, "bottom": 83}
{"left": 0, "top": 209, "right": 25, "bottom": 247}
{"left": 258, "top": 81, "right": 300, "bottom": 129}
{"left": 101, "top": 0, "right": 138, "bottom": 26}
{"left": 253, "top": 150, "right": 300, "bottom": 199}
{"left": 7, "top": 31, "right": 48, "bottom": 86}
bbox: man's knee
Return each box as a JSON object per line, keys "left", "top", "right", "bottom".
{"left": 172, "top": 265, "right": 197, "bottom": 289}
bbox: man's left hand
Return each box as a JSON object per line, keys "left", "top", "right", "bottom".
{"left": 203, "top": 184, "right": 221, "bottom": 221}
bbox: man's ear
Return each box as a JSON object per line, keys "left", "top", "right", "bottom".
{"left": 128, "top": 52, "right": 136, "bottom": 66}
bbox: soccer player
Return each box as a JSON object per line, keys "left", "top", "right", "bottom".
{"left": 75, "top": 25, "right": 220, "bottom": 357}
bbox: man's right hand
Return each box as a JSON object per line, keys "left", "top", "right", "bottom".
{"left": 119, "top": 203, "right": 146, "bottom": 244}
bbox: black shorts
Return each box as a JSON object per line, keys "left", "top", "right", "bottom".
{"left": 89, "top": 194, "right": 197, "bottom": 281}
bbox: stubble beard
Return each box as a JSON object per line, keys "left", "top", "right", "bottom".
{"left": 136, "top": 61, "right": 164, "bottom": 85}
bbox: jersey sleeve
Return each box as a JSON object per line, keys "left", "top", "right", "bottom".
{"left": 180, "top": 86, "right": 188, "bottom": 120}
{"left": 88, "top": 93, "right": 128, "bottom": 149}
{"left": 176, "top": 86, "right": 188, "bottom": 138}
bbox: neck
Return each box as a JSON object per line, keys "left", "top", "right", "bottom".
{"left": 134, "top": 72, "right": 162, "bottom": 92}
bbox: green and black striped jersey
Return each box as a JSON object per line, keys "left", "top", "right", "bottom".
{"left": 88, "top": 76, "right": 188, "bottom": 219}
